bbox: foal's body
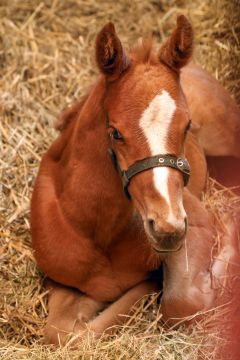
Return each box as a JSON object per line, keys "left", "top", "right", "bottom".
{"left": 31, "top": 17, "right": 239, "bottom": 344}
{"left": 31, "top": 76, "right": 208, "bottom": 297}
{"left": 32, "top": 80, "right": 160, "bottom": 303}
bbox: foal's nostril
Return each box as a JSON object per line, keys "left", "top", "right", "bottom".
{"left": 146, "top": 216, "right": 187, "bottom": 246}
{"left": 148, "top": 218, "right": 155, "bottom": 234}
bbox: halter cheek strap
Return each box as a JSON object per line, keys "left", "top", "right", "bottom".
{"left": 108, "top": 149, "right": 191, "bottom": 200}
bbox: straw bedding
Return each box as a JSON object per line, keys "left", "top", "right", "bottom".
{"left": 0, "top": 0, "right": 239, "bottom": 359}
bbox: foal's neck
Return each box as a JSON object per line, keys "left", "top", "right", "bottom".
{"left": 69, "top": 79, "right": 133, "bottom": 246}
{"left": 72, "top": 79, "right": 118, "bottom": 181}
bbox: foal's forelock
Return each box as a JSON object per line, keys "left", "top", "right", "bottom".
{"left": 139, "top": 90, "right": 186, "bottom": 226}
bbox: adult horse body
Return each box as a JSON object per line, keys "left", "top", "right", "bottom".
{"left": 31, "top": 16, "right": 239, "bottom": 344}
{"left": 181, "top": 63, "right": 240, "bottom": 192}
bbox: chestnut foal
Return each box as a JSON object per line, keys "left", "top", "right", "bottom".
{"left": 31, "top": 16, "right": 239, "bottom": 344}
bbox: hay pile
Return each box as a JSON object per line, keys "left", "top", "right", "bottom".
{"left": 0, "top": 0, "right": 239, "bottom": 359}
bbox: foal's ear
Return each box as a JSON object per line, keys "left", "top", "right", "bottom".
{"left": 159, "top": 15, "right": 193, "bottom": 71}
{"left": 95, "top": 22, "right": 129, "bottom": 81}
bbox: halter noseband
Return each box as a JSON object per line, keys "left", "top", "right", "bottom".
{"left": 108, "top": 148, "right": 190, "bottom": 200}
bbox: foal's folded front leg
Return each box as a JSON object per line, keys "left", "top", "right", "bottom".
{"left": 44, "top": 279, "right": 106, "bottom": 345}
{"left": 161, "top": 226, "right": 215, "bottom": 324}
{"left": 44, "top": 279, "right": 159, "bottom": 345}
{"left": 161, "top": 212, "right": 239, "bottom": 325}
{"left": 86, "top": 279, "right": 159, "bottom": 338}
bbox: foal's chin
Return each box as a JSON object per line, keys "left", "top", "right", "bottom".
{"left": 152, "top": 242, "right": 183, "bottom": 254}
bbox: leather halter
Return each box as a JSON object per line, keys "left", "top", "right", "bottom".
{"left": 108, "top": 148, "right": 191, "bottom": 200}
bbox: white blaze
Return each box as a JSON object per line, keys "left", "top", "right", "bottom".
{"left": 139, "top": 90, "right": 186, "bottom": 227}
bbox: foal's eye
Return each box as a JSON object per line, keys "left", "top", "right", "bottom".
{"left": 111, "top": 128, "right": 123, "bottom": 140}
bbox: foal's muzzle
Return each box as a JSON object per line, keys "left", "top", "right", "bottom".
{"left": 146, "top": 217, "right": 187, "bottom": 253}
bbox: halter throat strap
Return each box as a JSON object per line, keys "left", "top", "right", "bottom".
{"left": 108, "top": 149, "right": 190, "bottom": 199}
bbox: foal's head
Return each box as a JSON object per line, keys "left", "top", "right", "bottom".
{"left": 96, "top": 16, "right": 193, "bottom": 252}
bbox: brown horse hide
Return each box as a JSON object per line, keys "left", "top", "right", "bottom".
{"left": 207, "top": 156, "right": 240, "bottom": 193}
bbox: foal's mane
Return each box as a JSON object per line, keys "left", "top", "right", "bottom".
{"left": 55, "top": 91, "right": 91, "bottom": 131}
